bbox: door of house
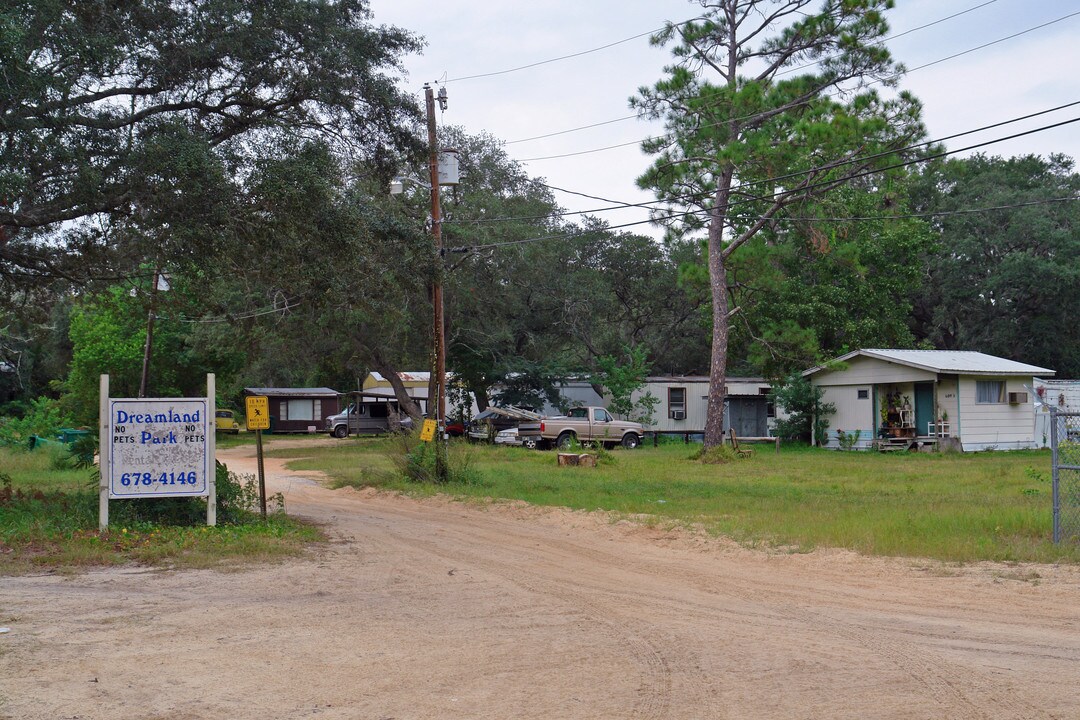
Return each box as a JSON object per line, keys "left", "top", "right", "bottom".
{"left": 727, "top": 397, "right": 767, "bottom": 437}
{"left": 914, "top": 383, "right": 934, "bottom": 436}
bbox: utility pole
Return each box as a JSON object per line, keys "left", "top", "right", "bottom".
{"left": 425, "top": 82, "right": 448, "bottom": 481}
{"left": 138, "top": 267, "right": 162, "bottom": 398}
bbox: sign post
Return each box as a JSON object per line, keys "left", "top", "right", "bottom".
{"left": 99, "top": 373, "right": 216, "bottom": 530}
{"left": 245, "top": 395, "right": 270, "bottom": 519}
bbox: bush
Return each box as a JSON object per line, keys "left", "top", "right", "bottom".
{"left": 109, "top": 461, "right": 277, "bottom": 527}
{"left": 388, "top": 431, "right": 481, "bottom": 485}
{"left": 770, "top": 372, "right": 835, "bottom": 445}
{"left": 0, "top": 396, "right": 74, "bottom": 448}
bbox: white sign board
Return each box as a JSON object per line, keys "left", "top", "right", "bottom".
{"left": 107, "top": 398, "right": 211, "bottom": 498}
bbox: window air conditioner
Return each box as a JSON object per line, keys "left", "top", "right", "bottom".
{"left": 1008, "top": 392, "right": 1028, "bottom": 404}
{"left": 671, "top": 410, "right": 685, "bottom": 420}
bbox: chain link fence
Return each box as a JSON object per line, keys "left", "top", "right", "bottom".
{"left": 1050, "top": 410, "right": 1080, "bottom": 543}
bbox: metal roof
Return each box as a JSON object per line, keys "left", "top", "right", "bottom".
{"left": 243, "top": 387, "right": 340, "bottom": 397}
{"left": 645, "top": 375, "right": 767, "bottom": 383}
{"left": 803, "top": 349, "right": 1055, "bottom": 377}
{"left": 368, "top": 371, "right": 430, "bottom": 383}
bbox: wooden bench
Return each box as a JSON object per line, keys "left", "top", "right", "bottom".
{"left": 728, "top": 429, "right": 781, "bottom": 454}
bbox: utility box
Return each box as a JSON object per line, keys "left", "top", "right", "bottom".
{"left": 438, "top": 148, "right": 459, "bottom": 186}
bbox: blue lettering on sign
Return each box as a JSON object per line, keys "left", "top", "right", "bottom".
{"left": 140, "top": 430, "right": 178, "bottom": 444}
{"left": 116, "top": 409, "right": 202, "bottom": 425}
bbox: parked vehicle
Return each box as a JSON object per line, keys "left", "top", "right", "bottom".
{"left": 494, "top": 427, "right": 540, "bottom": 449}
{"left": 326, "top": 401, "right": 413, "bottom": 438}
{"left": 538, "top": 407, "right": 643, "bottom": 450}
{"left": 469, "top": 406, "right": 542, "bottom": 444}
{"left": 215, "top": 409, "right": 240, "bottom": 434}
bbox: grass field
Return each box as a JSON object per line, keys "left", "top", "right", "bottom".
{"left": 269, "top": 436, "right": 1079, "bottom": 564}
{"left": 0, "top": 443, "right": 321, "bottom": 574}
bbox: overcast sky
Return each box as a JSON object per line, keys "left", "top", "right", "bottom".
{"left": 367, "top": 0, "right": 1080, "bottom": 237}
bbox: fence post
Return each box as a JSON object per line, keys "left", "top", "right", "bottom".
{"left": 1051, "top": 408, "right": 1060, "bottom": 544}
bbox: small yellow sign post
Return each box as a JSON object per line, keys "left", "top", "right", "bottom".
{"left": 420, "top": 419, "right": 437, "bottom": 442}
{"left": 245, "top": 396, "right": 270, "bottom": 518}
{"left": 245, "top": 396, "right": 270, "bottom": 430}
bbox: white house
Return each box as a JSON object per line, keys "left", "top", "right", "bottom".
{"left": 803, "top": 349, "right": 1054, "bottom": 451}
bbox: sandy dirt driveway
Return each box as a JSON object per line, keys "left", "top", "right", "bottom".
{"left": 3, "top": 439, "right": 1080, "bottom": 719}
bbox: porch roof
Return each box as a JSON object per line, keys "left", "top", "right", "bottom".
{"left": 803, "top": 349, "right": 1055, "bottom": 378}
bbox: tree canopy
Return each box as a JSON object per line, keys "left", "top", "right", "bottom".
{"left": 0, "top": 0, "right": 423, "bottom": 285}
{"left": 911, "top": 153, "right": 1080, "bottom": 376}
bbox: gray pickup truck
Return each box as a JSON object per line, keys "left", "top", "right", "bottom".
{"left": 537, "top": 406, "right": 643, "bottom": 450}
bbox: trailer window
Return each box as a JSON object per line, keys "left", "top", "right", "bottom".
{"left": 282, "top": 399, "right": 315, "bottom": 421}
{"left": 669, "top": 388, "right": 686, "bottom": 419}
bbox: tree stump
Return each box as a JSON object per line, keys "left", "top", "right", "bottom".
{"left": 557, "top": 453, "right": 596, "bottom": 467}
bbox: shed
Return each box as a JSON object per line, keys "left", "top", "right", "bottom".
{"left": 803, "top": 350, "right": 1054, "bottom": 451}
{"left": 243, "top": 387, "right": 340, "bottom": 434}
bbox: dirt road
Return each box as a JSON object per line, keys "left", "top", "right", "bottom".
{"left": 3, "top": 440, "right": 1080, "bottom": 719}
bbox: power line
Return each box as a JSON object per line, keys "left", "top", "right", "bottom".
{"left": 443, "top": 21, "right": 691, "bottom": 84}
{"left": 773, "top": 0, "right": 999, "bottom": 78}
{"left": 902, "top": 9, "right": 1080, "bottom": 75}
{"left": 776, "top": 196, "right": 1079, "bottom": 223}
{"left": 446, "top": 115, "right": 1080, "bottom": 252}
{"left": 451, "top": 195, "right": 1080, "bottom": 254}
{"left": 175, "top": 297, "right": 302, "bottom": 324}
{"left": 514, "top": 10, "right": 1080, "bottom": 163}
{"left": 447, "top": 99, "right": 1080, "bottom": 226}
{"left": 504, "top": 0, "right": 999, "bottom": 146}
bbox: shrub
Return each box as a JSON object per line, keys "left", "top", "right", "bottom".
{"left": 0, "top": 396, "right": 74, "bottom": 448}
{"left": 387, "top": 430, "right": 480, "bottom": 484}
{"left": 108, "top": 461, "right": 275, "bottom": 527}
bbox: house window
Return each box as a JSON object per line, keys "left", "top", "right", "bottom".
{"left": 976, "top": 380, "right": 1006, "bottom": 404}
{"left": 284, "top": 399, "right": 315, "bottom": 421}
{"left": 857, "top": 389, "right": 869, "bottom": 400}
{"left": 669, "top": 387, "right": 686, "bottom": 419}
{"left": 758, "top": 387, "right": 775, "bottom": 418}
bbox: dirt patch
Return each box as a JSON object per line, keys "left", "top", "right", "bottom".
{"left": 2, "top": 441, "right": 1079, "bottom": 719}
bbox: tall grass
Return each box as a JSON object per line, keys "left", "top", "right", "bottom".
{"left": 0, "top": 446, "right": 321, "bottom": 574}
{"left": 271, "top": 438, "right": 1077, "bottom": 564}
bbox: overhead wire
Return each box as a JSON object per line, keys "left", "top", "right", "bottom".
{"left": 443, "top": 20, "right": 692, "bottom": 84}
{"left": 448, "top": 195, "right": 1080, "bottom": 254}
{"left": 504, "top": 0, "right": 999, "bottom": 146}
{"left": 446, "top": 99, "right": 1080, "bottom": 226}
{"left": 445, "top": 114, "right": 1080, "bottom": 253}
{"left": 175, "top": 297, "right": 302, "bottom": 323}
{"left": 513, "top": 10, "right": 1080, "bottom": 162}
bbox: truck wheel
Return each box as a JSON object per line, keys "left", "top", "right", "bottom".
{"left": 333, "top": 425, "right": 349, "bottom": 439}
{"left": 621, "top": 433, "right": 641, "bottom": 449}
{"left": 556, "top": 432, "right": 575, "bottom": 450}
{"left": 522, "top": 436, "right": 538, "bottom": 450}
